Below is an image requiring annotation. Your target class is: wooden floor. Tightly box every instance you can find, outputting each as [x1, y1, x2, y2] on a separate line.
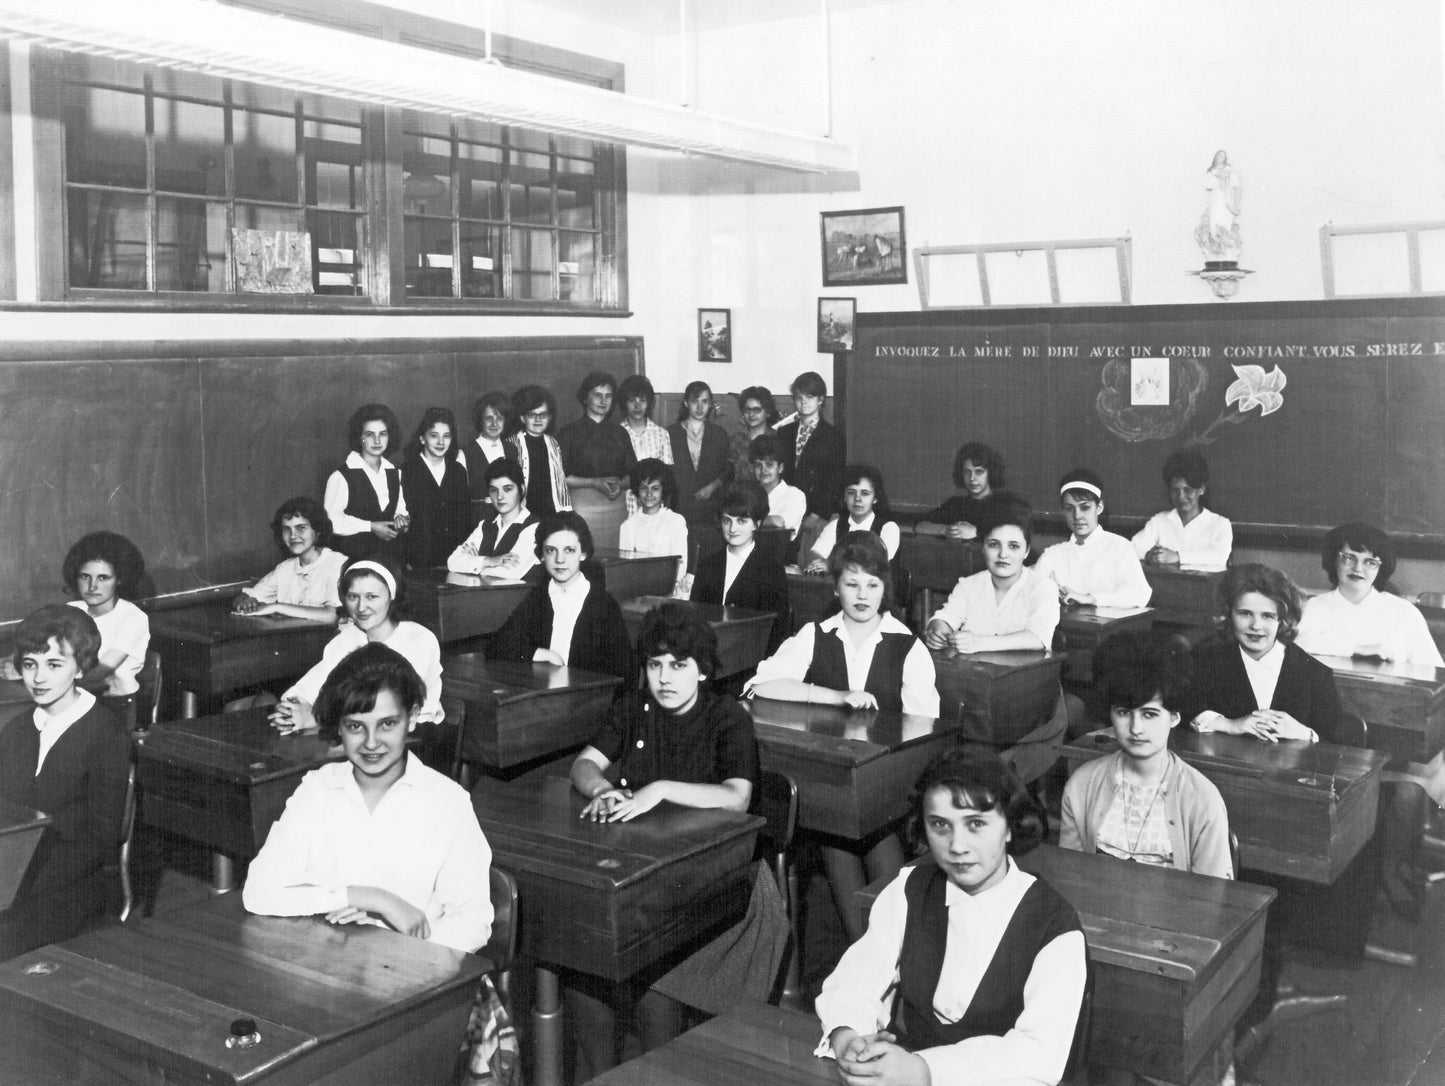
[131, 825, 1445, 1086]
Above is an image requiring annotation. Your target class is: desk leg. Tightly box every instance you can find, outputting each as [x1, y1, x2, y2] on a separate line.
[211, 853, 235, 893]
[181, 690, 198, 719]
[532, 964, 563, 1086]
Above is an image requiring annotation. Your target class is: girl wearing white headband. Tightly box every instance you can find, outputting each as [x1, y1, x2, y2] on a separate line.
[271, 555, 443, 733]
[1033, 468, 1151, 609]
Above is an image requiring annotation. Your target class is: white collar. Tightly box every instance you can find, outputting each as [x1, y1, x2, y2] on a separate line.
[548, 572, 591, 599]
[344, 450, 392, 474]
[33, 687, 97, 733]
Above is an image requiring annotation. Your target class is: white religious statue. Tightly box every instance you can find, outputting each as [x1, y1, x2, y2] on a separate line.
[1194, 150, 1243, 262]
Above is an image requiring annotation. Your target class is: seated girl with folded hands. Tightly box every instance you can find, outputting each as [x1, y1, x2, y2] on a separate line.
[924, 500, 1060, 656]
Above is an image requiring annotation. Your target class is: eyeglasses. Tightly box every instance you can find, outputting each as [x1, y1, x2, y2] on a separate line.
[741, 404, 766, 414]
[524, 410, 551, 422]
[1338, 553, 1381, 570]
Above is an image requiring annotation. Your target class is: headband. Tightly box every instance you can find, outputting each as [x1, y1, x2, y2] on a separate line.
[346, 559, 397, 597]
[1060, 480, 1102, 499]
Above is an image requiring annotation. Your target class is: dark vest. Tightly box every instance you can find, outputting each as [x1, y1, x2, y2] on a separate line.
[889, 863, 1082, 1051]
[803, 624, 914, 713]
[336, 463, 400, 559]
[477, 511, 539, 557]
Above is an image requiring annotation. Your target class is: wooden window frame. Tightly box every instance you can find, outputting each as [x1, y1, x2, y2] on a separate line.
[1319, 220, 1445, 299]
[914, 236, 1132, 308]
[22, 0, 629, 314]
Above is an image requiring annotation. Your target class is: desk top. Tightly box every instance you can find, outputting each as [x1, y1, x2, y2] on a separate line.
[745, 697, 957, 768]
[148, 599, 338, 645]
[1057, 604, 1154, 631]
[443, 655, 622, 704]
[137, 707, 346, 786]
[0, 892, 486, 1083]
[406, 568, 530, 592]
[472, 776, 763, 893]
[1312, 652, 1445, 693]
[587, 1000, 833, 1086]
[621, 595, 775, 628]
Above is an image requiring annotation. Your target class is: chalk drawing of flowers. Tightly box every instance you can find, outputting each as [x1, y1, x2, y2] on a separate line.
[1187, 364, 1287, 446]
[1224, 364, 1287, 416]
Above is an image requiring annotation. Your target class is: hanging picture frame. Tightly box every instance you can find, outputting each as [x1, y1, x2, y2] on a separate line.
[820, 206, 907, 286]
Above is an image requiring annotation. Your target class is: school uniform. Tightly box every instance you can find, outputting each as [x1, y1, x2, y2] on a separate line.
[809, 511, 900, 562]
[775, 416, 845, 521]
[0, 692, 129, 959]
[669, 421, 733, 561]
[690, 541, 789, 652]
[1130, 507, 1233, 567]
[1034, 529, 1152, 609]
[921, 491, 1019, 541]
[242, 547, 347, 610]
[1060, 750, 1234, 879]
[1296, 588, 1444, 666]
[1183, 639, 1345, 745]
[815, 860, 1086, 1085]
[284, 621, 445, 723]
[67, 598, 149, 697]
[401, 453, 471, 570]
[463, 437, 509, 504]
[242, 754, 493, 953]
[507, 433, 570, 516]
[447, 507, 540, 578]
[487, 575, 633, 683]
[324, 451, 407, 561]
[748, 613, 939, 717]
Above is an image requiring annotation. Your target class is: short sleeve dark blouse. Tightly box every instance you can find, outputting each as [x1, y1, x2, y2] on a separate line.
[590, 689, 760, 793]
[925, 490, 1018, 539]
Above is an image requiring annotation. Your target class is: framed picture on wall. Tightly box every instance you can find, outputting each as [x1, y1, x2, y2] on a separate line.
[817, 297, 856, 353]
[821, 206, 907, 287]
[698, 308, 731, 362]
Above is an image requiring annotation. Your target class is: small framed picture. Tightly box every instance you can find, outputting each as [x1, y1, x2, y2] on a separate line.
[821, 206, 907, 287]
[817, 297, 856, 353]
[698, 308, 731, 362]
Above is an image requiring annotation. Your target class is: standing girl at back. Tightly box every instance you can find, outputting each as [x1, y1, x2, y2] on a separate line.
[670, 380, 733, 568]
[401, 407, 470, 570]
[325, 403, 408, 562]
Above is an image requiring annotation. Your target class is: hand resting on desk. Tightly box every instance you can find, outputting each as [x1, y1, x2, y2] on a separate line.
[269, 696, 317, 733]
[829, 1027, 930, 1086]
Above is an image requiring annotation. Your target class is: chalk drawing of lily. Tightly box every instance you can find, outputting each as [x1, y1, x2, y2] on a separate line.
[1186, 364, 1287, 446]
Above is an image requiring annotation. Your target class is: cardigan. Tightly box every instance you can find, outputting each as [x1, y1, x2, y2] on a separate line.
[691, 544, 789, 652]
[668, 421, 734, 526]
[488, 579, 634, 684]
[1059, 751, 1234, 879]
[507, 432, 571, 515]
[401, 454, 471, 570]
[775, 416, 845, 520]
[1182, 638, 1346, 745]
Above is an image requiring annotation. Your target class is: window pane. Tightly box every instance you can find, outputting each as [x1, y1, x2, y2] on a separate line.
[233, 108, 299, 201]
[511, 227, 555, 300]
[235, 203, 302, 232]
[149, 68, 223, 103]
[64, 55, 144, 91]
[153, 97, 225, 196]
[403, 137, 453, 216]
[558, 232, 595, 302]
[66, 86, 147, 188]
[460, 224, 502, 299]
[156, 198, 224, 292]
[459, 142, 503, 220]
[405, 216, 455, 297]
[67, 189, 149, 289]
[306, 120, 363, 209]
[403, 110, 450, 139]
[557, 161, 596, 230]
[301, 94, 361, 124]
[309, 210, 363, 296]
[457, 117, 503, 145]
[510, 128, 550, 154]
[230, 81, 295, 116]
[554, 135, 593, 159]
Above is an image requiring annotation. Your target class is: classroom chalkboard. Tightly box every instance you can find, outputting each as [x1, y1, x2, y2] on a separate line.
[844, 298, 1445, 545]
[0, 336, 643, 621]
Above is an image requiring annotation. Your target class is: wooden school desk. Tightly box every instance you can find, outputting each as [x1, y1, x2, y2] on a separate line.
[858, 849, 1276, 1086]
[1311, 652, 1445, 765]
[930, 648, 1064, 740]
[471, 775, 763, 1086]
[1145, 564, 1225, 638]
[1064, 728, 1387, 884]
[896, 533, 983, 618]
[442, 654, 621, 771]
[621, 596, 776, 680]
[745, 697, 964, 840]
[587, 999, 834, 1086]
[406, 569, 531, 645]
[0, 802, 50, 911]
[149, 599, 338, 717]
[592, 547, 680, 602]
[1053, 604, 1154, 684]
[784, 568, 836, 633]
[137, 706, 357, 892]
[0, 892, 486, 1086]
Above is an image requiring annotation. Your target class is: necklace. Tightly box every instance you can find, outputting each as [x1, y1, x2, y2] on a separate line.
[1123, 757, 1170, 859]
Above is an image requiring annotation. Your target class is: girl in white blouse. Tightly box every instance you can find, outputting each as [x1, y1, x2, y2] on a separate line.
[618, 459, 689, 595]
